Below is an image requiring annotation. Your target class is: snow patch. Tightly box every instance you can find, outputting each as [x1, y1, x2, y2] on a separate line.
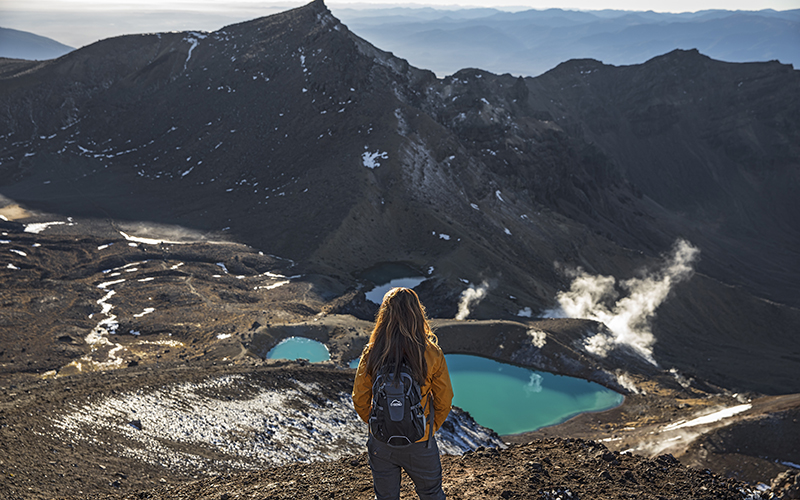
[119, 231, 187, 245]
[183, 32, 207, 71]
[60, 289, 127, 374]
[48, 375, 501, 475]
[255, 281, 289, 291]
[662, 404, 752, 431]
[25, 221, 68, 234]
[98, 279, 126, 289]
[133, 308, 155, 318]
[362, 150, 388, 169]
[49, 376, 371, 473]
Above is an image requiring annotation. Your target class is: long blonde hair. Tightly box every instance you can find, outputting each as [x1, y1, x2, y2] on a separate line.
[365, 287, 437, 385]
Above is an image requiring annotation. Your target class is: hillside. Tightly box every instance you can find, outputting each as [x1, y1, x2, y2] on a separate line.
[0, 1, 799, 498]
[1, 0, 798, 395]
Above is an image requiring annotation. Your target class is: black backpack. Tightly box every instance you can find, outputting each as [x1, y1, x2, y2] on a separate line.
[369, 364, 431, 447]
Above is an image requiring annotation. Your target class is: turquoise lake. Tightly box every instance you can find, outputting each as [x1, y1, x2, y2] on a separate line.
[445, 354, 622, 435]
[267, 336, 330, 362]
[272, 337, 622, 435]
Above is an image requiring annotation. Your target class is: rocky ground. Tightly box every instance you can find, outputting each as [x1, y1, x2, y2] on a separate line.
[81, 439, 777, 500]
[1, 209, 799, 499]
[1, 357, 793, 500]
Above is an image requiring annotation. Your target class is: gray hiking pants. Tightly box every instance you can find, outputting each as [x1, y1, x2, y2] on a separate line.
[367, 434, 446, 500]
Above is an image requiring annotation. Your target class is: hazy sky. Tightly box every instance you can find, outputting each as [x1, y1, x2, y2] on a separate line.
[2, 0, 799, 48]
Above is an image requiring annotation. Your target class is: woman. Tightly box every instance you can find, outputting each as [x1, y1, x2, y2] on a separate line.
[352, 287, 453, 500]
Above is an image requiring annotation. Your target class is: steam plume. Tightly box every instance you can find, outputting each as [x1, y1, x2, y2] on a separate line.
[545, 239, 699, 365]
[527, 329, 547, 348]
[455, 281, 490, 320]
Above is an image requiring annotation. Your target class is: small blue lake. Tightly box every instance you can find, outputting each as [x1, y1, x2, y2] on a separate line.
[267, 337, 330, 362]
[359, 262, 427, 304]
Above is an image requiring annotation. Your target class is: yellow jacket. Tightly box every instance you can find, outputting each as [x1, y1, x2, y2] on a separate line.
[352, 341, 454, 441]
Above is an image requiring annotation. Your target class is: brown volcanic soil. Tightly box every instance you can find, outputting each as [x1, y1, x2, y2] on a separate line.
[1, 212, 798, 499]
[0, 360, 781, 500]
[86, 439, 763, 500]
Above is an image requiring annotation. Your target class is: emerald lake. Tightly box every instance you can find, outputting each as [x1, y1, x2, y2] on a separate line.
[271, 337, 622, 435]
[445, 353, 622, 435]
[267, 336, 330, 362]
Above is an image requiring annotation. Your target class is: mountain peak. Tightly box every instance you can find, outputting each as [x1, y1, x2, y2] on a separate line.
[309, 0, 328, 12]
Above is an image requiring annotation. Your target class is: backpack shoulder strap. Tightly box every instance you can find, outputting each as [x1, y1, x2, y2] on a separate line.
[426, 391, 434, 447]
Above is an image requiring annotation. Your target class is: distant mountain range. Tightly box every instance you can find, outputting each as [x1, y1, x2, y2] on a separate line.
[2, 5, 797, 75]
[0, 26, 73, 60]
[332, 6, 800, 77]
[0, 0, 799, 394]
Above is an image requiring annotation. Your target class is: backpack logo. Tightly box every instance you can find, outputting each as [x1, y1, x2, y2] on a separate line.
[390, 399, 402, 407]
